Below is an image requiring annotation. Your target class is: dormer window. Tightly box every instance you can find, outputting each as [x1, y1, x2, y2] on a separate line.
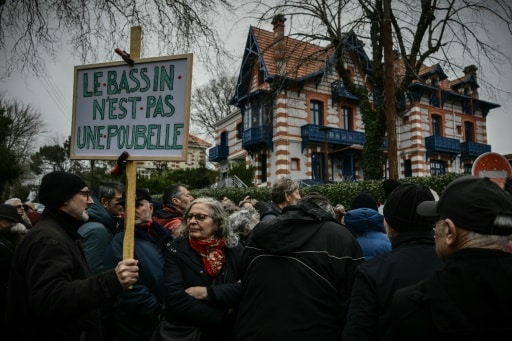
[431, 75, 440, 87]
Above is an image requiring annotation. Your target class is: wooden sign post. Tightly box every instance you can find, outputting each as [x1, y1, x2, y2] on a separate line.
[122, 26, 142, 260]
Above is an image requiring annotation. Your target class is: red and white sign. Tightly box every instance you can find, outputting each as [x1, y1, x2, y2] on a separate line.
[472, 152, 512, 188]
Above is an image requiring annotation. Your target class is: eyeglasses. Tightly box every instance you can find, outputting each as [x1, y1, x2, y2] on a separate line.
[78, 190, 91, 199]
[186, 213, 211, 222]
[15, 205, 24, 209]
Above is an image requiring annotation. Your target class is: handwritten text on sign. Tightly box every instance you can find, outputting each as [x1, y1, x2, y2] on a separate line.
[71, 54, 193, 160]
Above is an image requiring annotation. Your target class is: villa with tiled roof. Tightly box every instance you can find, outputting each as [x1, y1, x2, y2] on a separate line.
[208, 15, 500, 185]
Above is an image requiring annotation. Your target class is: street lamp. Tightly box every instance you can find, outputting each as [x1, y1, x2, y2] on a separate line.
[319, 126, 332, 183]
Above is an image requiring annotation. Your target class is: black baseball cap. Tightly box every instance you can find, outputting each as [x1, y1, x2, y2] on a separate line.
[136, 188, 152, 203]
[416, 176, 512, 236]
[0, 204, 20, 222]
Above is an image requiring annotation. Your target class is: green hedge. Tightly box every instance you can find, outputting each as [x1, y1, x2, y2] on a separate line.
[190, 173, 463, 209]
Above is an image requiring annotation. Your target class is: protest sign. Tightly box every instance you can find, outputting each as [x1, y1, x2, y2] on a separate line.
[70, 54, 193, 161]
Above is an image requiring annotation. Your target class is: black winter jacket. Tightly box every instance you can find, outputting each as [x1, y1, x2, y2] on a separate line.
[236, 204, 364, 341]
[162, 237, 244, 341]
[3, 209, 123, 341]
[343, 231, 444, 341]
[389, 248, 512, 341]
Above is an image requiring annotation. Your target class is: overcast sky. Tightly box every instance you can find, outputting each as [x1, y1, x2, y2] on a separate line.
[0, 12, 511, 155]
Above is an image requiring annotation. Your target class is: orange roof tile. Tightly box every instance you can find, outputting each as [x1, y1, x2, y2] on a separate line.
[252, 27, 332, 79]
[189, 134, 211, 147]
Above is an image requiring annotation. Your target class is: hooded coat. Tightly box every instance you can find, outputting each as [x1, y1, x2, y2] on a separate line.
[388, 248, 512, 340]
[236, 204, 363, 340]
[78, 194, 120, 274]
[344, 208, 391, 260]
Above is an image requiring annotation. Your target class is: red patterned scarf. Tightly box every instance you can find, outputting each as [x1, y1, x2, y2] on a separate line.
[189, 237, 226, 277]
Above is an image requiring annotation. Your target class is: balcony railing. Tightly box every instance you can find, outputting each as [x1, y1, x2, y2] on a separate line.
[460, 141, 491, 158]
[301, 124, 366, 151]
[208, 145, 229, 162]
[425, 135, 460, 158]
[242, 125, 273, 151]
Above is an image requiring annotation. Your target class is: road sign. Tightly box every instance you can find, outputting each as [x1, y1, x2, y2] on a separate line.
[472, 152, 512, 188]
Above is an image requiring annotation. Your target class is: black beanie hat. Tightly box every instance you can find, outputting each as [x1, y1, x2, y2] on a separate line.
[383, 183, 435, 232]
[38, 171, 88, 209]
[383, 179, 401, 198]
[351, 192, 378, 211]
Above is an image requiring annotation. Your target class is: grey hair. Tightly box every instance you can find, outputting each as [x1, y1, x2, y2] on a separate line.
[271, 176, 299, 204]
[299, 194, 336, 219]
[229, 207, 260, 237]
[94, 181, 125, 200]
[178, 197, 239, 247]
[465, 230, 512, 252]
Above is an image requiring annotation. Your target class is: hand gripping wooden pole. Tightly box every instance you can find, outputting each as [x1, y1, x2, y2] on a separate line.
[122, 26, 142, 262]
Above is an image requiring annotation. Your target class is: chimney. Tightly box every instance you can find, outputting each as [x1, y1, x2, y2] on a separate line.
[463, 64, 478, 77]
[463, 64, 478, 98]
[272, 14, 286, 69]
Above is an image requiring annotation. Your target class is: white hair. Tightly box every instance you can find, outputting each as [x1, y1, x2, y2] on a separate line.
[5, 198, 22, 205]
[465, 230, 512, 252]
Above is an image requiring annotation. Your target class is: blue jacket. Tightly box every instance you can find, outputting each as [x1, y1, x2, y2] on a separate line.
[344, 208, 391, 260]
[104, 220, 171, 341]
[78, 194, 120, 274]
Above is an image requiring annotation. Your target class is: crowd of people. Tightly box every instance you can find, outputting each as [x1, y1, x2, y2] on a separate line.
[1, 171, 511, 340]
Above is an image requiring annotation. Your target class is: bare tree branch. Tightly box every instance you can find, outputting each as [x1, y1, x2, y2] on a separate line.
[191, 74, 238, 140]
[0, 0, 234, 77]
[0, 98, 47, 164]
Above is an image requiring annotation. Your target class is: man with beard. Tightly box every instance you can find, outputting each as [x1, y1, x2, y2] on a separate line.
[4, 171, 139, 341]
[105, 189, 171, 340]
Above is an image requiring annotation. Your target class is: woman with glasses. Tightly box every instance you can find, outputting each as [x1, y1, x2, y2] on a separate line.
[156, 197, 243, 341]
